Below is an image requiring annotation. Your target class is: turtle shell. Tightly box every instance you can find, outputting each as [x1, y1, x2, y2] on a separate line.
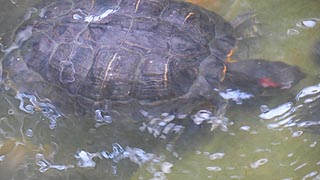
[2, 0, 235, 114]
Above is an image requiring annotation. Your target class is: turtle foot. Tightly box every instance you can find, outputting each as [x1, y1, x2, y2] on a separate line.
[191, 109, 230, 131]
[139, 111, 185, 140]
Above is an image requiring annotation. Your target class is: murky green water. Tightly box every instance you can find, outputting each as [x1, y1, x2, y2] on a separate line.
[0, 0, 320, 180]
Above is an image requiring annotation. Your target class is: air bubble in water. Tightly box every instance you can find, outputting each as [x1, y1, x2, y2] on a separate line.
[309, 141, 317, 148]
[230, 175, 244, 179]
[73, 13, 83, 20]
[0, 155, 5, 161]
[260, 105, 269, 113]
[25, 129, 33, 137]
[287, 29, 300, 35]
[152, 172, 166, 180]
[206, 166, 222, 171]
[250, 158, 268, 168]
[7, 109, 14, 115]
[240, 126, 251, 131]
[297, 19, 317, 28]
[177, 114, 187, 119]
[291, 131, 303, 137]
[161, 162, 173, 174]
[111, 165, 117, 175]
[161, 112, 169, 117]
[208, 152, 225, 160]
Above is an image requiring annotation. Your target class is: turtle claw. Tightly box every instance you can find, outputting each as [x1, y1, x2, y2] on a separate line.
[93, 100, 112, 127]
[139, 112, 185, 140]
[94, 109, 112, 128]
[209, 116, 229, 132]
[191, 109, 229, 131]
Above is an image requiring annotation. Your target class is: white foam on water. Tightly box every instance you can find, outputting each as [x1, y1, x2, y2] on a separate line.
[219, 89, 254, 104]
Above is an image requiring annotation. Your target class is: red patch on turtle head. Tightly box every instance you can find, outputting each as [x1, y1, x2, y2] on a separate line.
[259, 77, 281, 88]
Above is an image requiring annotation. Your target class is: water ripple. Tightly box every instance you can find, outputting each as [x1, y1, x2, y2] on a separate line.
[258, 83, 320, 131]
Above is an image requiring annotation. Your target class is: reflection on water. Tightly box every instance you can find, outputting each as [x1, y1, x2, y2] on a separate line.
[0, 0, 320, 180]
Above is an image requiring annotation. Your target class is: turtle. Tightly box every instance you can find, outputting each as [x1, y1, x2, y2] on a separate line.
[1, 0, 304, 129]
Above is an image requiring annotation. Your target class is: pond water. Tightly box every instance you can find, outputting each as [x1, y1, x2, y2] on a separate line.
[0, 0, 320, 180]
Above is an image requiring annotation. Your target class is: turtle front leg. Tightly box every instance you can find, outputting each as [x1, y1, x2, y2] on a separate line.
[193, 69, 230, 131]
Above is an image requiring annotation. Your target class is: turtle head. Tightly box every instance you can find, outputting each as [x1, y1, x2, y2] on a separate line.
[224, 59, 305, 94]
